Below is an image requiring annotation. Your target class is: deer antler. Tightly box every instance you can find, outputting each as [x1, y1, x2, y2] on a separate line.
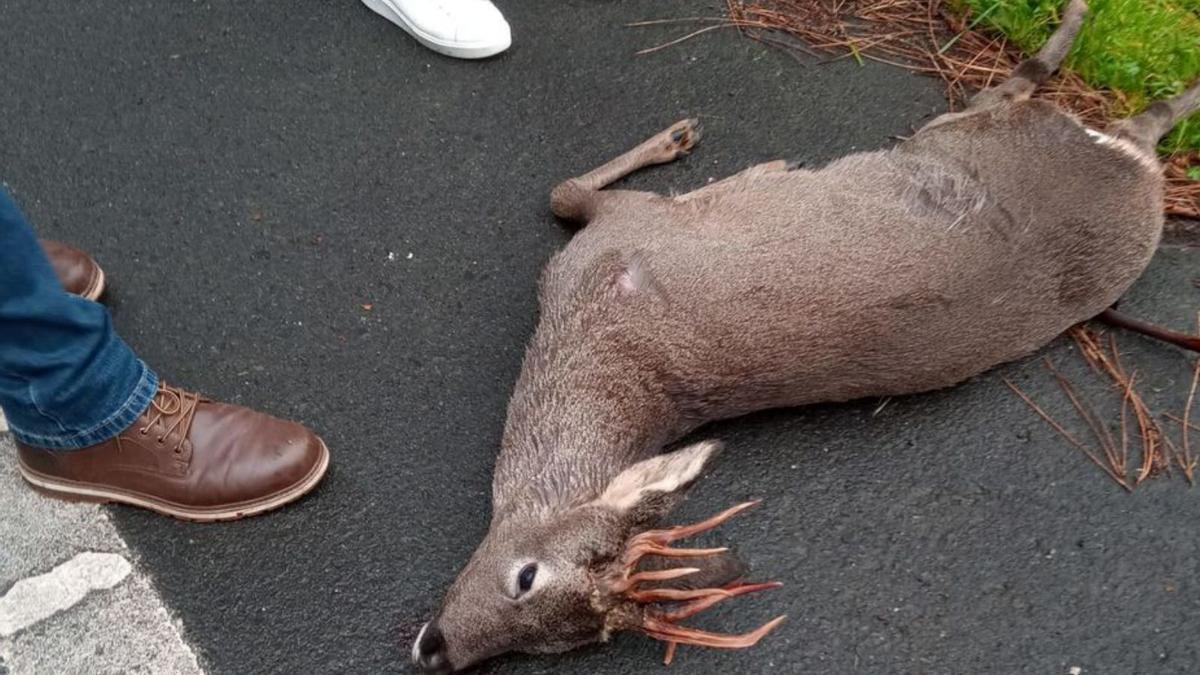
[610, 501, 786, 665]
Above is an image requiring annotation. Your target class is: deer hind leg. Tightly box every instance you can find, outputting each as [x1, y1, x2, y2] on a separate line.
[967, 0, 1088, 110]
[1104, 80, 1200, 154]
[550, 118, 701, 224]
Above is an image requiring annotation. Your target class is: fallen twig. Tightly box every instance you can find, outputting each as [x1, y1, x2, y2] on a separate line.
[636, 25, 734, 55]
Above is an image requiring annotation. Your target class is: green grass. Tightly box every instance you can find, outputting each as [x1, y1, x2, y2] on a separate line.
[952, 0, 1200, 154]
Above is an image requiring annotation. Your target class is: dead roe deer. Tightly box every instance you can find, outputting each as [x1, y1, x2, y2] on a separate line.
[412, 1, 1200, 670]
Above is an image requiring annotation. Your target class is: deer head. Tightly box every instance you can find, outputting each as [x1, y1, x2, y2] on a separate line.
[411, 441, 784, 672]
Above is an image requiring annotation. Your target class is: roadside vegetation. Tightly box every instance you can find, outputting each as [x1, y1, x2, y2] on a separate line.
[714, 0, 1200, 213]
[955, 0, 1200, 156]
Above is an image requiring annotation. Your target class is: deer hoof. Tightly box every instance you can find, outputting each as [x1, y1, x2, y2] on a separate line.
[663, 118, 702, 159]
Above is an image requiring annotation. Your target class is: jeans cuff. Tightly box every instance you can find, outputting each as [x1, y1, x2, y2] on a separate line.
[9, 363, 158, 450]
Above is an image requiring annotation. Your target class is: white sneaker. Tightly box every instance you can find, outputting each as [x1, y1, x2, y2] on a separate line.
[362, 0, 512, 60]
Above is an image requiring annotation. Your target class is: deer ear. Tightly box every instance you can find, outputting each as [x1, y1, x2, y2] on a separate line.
[595, 441, 721, 527]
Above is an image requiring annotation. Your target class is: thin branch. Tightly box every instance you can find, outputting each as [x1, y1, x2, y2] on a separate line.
[636, 25, 730, 55]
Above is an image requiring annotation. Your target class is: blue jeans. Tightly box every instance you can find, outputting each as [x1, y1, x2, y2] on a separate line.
[0, 187, 158, 449]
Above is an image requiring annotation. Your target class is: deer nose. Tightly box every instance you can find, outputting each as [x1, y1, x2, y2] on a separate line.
[412, 622, 451, 673]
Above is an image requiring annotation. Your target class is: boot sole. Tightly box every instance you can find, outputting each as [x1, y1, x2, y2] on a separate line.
[81, 265, 106, 302]
[17, 439, 330, 522]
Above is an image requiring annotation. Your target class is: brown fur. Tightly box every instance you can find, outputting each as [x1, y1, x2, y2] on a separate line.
[414, 2, 1200, 671]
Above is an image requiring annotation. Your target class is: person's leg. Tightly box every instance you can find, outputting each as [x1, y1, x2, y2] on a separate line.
[2, 187, 330, 521]
[0, 187, 158, 449]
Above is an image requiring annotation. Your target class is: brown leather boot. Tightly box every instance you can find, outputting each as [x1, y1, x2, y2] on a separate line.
[41, 239, 106, 301]
[15, 383, 330, 522]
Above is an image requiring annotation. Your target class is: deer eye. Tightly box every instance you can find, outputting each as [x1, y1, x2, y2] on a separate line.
[517, 563, 538, 594]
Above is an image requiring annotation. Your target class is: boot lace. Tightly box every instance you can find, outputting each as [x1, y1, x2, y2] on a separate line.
[137, 384, 200, 454]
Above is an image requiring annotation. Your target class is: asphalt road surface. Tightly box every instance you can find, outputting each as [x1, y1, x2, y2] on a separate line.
[2, 1, 1198, 673]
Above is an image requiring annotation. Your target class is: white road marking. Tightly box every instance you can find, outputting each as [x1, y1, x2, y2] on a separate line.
[0, 438, 204, 673]
[0, 552, 131, 637]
